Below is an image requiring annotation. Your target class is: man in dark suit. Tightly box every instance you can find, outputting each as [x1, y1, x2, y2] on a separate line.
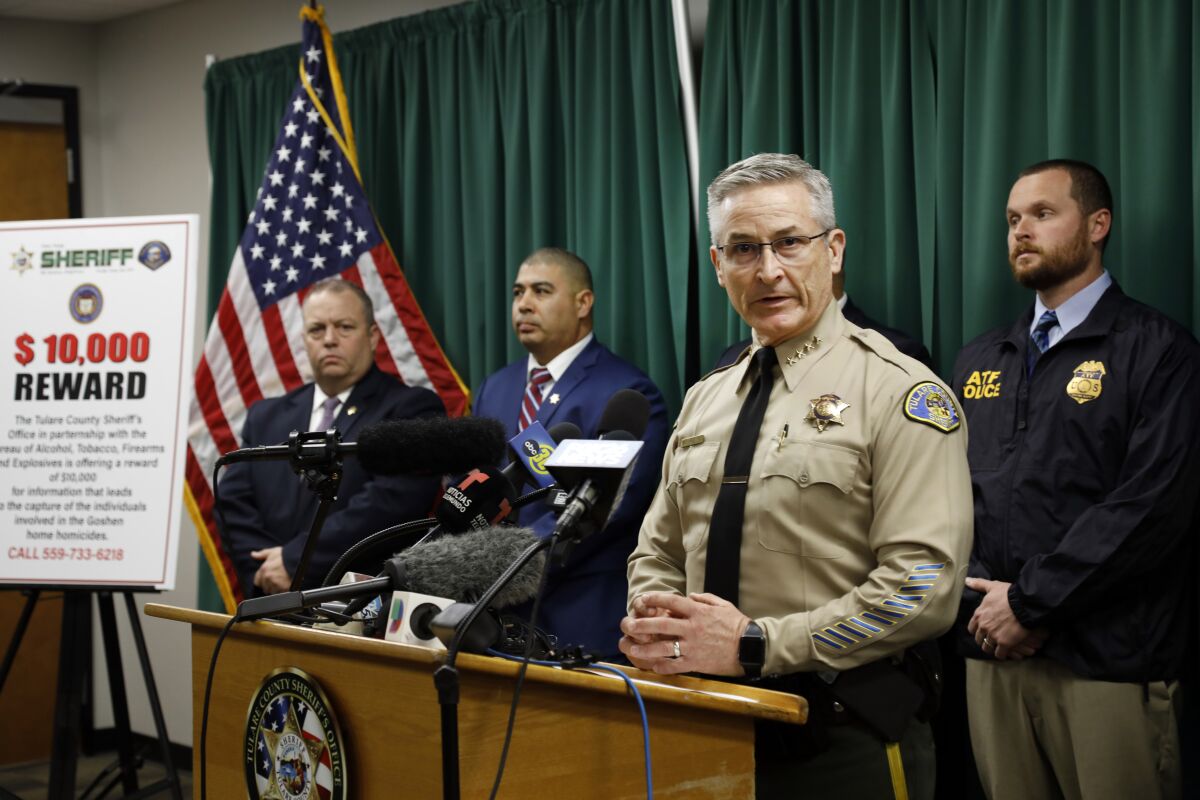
[473, 247, 669, 656]
[220, 278, 444, 596]
[714, 263, 934, 370]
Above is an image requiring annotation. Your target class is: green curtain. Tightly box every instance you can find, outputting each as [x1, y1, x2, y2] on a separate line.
[204, 0, 691, 406]
[199, 0, 692, 611]
[699, 0, 1200, 375]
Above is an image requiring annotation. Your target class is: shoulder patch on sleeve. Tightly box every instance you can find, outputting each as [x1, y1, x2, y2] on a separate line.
[903, 382, 961, 433]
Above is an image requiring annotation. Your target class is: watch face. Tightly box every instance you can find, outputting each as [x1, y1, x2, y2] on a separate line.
[740, 624, 765, 664]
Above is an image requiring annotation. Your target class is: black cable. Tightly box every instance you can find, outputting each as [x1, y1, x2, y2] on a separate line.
[319, 516, 436, 587]
[486, 534, 557, 800]
[199, 614, 238, 800]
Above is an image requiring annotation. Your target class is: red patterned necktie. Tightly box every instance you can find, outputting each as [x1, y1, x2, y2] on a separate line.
[518, 367, 552, 431]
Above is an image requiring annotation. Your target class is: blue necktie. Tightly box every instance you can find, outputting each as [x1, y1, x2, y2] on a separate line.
[1026, 310, 1058, 376]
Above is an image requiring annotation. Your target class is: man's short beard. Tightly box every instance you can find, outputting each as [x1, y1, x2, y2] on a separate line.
[1009, 224, 1093, 292]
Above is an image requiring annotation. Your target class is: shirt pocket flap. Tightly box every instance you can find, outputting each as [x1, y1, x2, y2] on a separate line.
[672, 441, 721, 486]
[762, 441, 860, 493]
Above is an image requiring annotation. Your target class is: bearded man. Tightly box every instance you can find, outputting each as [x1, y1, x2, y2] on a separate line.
[951, 159, 1200, 800]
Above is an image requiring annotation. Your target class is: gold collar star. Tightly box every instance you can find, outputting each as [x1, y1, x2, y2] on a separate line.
[806, 393, 849, 432]
[785, 334, 823, 366]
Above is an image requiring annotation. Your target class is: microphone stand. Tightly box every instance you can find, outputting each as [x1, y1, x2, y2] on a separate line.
[234, 574, 392, 622]
[215, 429, 347, 592]
[435, 535, 555, 800]
[435, 496, 595, 800]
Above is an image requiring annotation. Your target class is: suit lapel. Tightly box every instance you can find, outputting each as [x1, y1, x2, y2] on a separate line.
[538, 340, 601, 427]
[333, 368, 383, 439]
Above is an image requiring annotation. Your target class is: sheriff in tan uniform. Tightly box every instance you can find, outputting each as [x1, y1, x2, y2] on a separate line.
[620, 154, 972, 799]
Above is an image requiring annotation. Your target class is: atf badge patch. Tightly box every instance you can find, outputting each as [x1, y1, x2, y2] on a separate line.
[903, 382, 960, 433]
[69, 284, 103, 323]
[1066, 360, 1105, 404]
[245, 667, 347, 800]
[137, 240, 171, 270]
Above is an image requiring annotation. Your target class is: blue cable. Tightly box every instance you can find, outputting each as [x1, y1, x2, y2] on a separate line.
[486, 649, 654, 799]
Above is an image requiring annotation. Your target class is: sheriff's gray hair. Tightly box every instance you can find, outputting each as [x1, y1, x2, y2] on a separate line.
[706, 153, 836, 244]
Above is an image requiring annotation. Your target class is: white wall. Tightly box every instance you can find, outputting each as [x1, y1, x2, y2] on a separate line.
[0, 0, 464, 749]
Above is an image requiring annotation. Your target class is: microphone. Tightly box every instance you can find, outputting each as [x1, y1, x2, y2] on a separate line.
[597, 388, 651, 439]
[327, 465, 517, 606]
[434, 465, 517, 533]
[236, 524, 544, 622]
[383, 525, 543, 608]
[548, 390, 651, 541]
[217, 415, 508, 477]
[356, 415, 507, 475]
[501, 421, 583, 491]
[217, 429, 355, 468]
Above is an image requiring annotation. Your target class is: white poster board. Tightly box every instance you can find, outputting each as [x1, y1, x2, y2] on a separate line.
[0, 215, 197, 589]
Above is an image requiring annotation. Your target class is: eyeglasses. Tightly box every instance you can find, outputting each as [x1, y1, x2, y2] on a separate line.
[716, 230, 831, 267]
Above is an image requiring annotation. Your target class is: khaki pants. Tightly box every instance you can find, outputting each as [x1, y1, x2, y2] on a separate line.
[966, 658, 1180, 800]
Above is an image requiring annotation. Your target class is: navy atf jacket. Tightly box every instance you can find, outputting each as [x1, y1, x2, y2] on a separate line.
[952, 282, 1200, 682]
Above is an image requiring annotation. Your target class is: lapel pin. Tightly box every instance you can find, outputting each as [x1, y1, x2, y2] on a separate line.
[549, 393, 560, 405]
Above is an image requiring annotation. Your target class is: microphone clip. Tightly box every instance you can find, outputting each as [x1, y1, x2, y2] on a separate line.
[287, 429, 347, 483]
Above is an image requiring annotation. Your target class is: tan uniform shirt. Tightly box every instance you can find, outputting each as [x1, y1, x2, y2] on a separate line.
[628, 301, 973, 676]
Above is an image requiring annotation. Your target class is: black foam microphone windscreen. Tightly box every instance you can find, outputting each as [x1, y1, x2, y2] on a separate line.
[384, 525, 543, 609]
[356, 416, 507, 475]
[596, 388, 651, 440]
[547, 421, 583, 444]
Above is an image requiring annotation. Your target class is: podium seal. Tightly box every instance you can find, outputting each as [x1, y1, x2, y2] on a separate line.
[244, 666, 347, 800]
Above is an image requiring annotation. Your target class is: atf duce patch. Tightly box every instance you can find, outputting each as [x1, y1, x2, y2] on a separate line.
[244, 667, 347, 800]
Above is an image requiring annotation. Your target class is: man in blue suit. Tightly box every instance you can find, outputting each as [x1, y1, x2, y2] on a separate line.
[473, 247, 669, 656]
[220, 279, 444, 596]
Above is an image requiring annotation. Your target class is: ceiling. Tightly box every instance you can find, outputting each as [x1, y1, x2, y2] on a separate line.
[0, 0, 182, 23]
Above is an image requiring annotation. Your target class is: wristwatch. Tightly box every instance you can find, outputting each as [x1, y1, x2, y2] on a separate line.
[739, 620, 766, 679]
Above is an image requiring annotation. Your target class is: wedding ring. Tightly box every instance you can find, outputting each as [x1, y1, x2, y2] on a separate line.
[982, 637, 994, 649]
[672, 640, 681, 659]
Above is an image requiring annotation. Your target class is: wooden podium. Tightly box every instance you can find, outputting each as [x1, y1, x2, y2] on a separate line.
[146, 604, 806, 798]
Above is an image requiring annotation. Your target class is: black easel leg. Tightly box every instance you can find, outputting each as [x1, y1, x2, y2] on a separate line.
[98, 592, 139, 794]
[0, 588, 39, 695]
[123, 593, 183, 800]
[48, 591, 89, 800]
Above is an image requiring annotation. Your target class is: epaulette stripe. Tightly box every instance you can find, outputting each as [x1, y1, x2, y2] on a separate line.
[913, 564, 944, 571]
[813, 633, 843, 650]
[900, 584, 934, 591]
[824, 628, 856, 645]
[883, 599, 916, 610]
[874, 607, 908, 619]
[851, 616, 883, 633]
[862, 612, 895, 626]
[836, 623, 869, 640]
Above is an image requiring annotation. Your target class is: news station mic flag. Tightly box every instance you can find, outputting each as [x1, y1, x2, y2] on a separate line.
[186, 5, 469, 612]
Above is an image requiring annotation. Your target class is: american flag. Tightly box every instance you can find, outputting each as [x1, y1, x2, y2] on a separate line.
[186, 5, 469, 611]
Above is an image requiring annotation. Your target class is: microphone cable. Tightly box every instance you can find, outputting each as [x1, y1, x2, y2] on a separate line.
[484, 540, 554, 800]
[319, 516, 437, 587]
[484, 648, 654, 800]
[198, 613, 238, 800]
